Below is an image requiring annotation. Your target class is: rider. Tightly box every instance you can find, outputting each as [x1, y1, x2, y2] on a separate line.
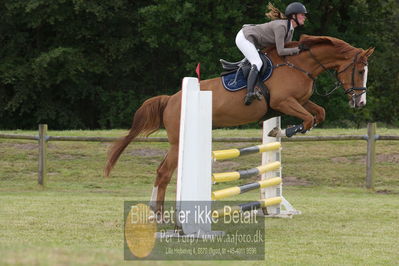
[236, 2, 308, 105]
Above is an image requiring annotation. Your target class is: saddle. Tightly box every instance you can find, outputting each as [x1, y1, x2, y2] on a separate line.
[219, 52, 273, 103]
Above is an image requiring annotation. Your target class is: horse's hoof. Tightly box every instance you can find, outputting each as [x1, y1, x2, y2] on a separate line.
[267, 127, 280, 137]
[149, 201, 157, 212]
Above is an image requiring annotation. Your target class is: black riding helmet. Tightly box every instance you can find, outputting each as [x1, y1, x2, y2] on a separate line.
[285, 2, 308, 17]
[285, 2, 308, 29]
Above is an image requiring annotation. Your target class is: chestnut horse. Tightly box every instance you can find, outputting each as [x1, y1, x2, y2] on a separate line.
[105, 35, 374, 213]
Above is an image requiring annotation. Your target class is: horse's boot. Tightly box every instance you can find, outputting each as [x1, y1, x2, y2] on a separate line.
[285, 124, 306, 137]
[244, 65, 260, 105]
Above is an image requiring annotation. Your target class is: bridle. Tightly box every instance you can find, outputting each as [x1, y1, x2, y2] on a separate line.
[273, 49, 367, 100]
[333, 52, 367, 98]
[308, 50, 367, 100]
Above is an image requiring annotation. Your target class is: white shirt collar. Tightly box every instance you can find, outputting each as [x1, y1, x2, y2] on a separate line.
[290, 21, 294, 31]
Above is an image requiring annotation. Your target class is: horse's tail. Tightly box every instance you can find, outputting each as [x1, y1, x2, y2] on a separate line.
[104, 95, 170, 177]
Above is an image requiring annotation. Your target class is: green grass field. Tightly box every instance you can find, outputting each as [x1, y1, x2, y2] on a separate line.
[1, 127, 399, 265]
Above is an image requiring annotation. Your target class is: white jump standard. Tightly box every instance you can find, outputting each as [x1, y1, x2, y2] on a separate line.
[159, 77, 300, 238]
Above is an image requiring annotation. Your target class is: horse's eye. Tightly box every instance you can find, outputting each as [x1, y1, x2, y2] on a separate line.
[359, 70, 364, 75]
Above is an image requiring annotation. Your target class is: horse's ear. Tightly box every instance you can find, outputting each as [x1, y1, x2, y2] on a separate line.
[363, 47, 375, 57]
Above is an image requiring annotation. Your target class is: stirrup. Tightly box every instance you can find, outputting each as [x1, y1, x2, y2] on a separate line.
[254, 90, 263, 100]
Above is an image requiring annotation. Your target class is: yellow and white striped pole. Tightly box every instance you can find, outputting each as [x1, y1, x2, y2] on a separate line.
[212, 197, 282, 218]
[212, 142, 281, 161]
[212, 177, 282, 200]
[212, 161, 281, 183]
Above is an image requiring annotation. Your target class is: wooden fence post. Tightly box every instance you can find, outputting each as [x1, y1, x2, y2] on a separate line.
[38, 124, 48, 185]
[366, 122, 376, 189]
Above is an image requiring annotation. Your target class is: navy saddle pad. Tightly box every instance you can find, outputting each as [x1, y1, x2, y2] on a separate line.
[221, 56, 273, 91]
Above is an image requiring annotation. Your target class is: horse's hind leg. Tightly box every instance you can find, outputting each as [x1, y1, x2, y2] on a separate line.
[149, 144, 178, 215]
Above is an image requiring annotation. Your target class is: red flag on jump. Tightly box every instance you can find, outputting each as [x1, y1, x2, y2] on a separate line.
[195, 63, 201, 82]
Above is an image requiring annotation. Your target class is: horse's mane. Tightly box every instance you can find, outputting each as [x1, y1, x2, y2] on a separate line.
[264, 35, 359, 58]
[299, 35, 358, 56]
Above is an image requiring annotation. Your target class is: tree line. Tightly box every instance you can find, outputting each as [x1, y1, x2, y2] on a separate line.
[0, 0, 398, 129]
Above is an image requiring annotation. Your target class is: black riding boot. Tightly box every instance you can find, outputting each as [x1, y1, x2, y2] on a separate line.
[244, 65, 259, 105]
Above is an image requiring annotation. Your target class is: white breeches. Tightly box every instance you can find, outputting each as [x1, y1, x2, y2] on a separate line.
[235, 29, 263, 70]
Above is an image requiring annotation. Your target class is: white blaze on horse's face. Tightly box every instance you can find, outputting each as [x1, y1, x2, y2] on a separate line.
[348, 65, 368, 109]
[360, 65, 368, 106]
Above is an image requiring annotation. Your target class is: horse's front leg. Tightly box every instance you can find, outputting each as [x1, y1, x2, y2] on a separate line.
[268, 97, 315, 137]
[303, 100, 326, 126]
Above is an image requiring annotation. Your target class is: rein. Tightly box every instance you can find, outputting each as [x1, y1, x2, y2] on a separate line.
[307, 49, 342, 96]
[273, 61, 315, 81]
[272, 49, 366, 98]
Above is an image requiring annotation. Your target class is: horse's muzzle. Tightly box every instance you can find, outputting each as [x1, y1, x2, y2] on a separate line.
[347, 87, 367, 108]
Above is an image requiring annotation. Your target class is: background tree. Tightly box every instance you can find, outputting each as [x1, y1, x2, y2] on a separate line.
[0, 0, 397, 129]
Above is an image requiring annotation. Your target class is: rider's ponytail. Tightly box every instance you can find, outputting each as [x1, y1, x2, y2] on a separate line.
[265, 2, 286, 20]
